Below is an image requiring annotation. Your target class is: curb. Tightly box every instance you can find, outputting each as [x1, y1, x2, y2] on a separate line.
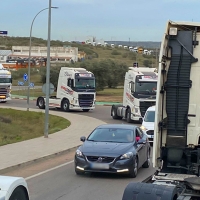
[0, 146, 80, 174]
[11, 95, 121, 106]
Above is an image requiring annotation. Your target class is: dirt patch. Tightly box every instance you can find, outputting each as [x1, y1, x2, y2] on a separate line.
[96, 95, 122, 103]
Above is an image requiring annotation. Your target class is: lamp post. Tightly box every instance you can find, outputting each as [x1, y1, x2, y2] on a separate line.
[27, 6, 58, 111]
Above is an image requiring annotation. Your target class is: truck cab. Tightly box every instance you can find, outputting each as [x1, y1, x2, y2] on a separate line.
[36, 67, 96, 112]
[111, 67, 158, 123]
[122, 20, 200, 200]
[0, 64, 12, 103]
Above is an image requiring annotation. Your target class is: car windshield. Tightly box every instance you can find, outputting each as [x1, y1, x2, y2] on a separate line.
[87, 128, 134, 143]
[135, 82, 157, 93]
[75, 78, 95, 89]
[144, 111, 155, 122]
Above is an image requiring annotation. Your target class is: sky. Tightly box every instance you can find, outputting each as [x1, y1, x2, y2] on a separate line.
[1, 0, 200, 42]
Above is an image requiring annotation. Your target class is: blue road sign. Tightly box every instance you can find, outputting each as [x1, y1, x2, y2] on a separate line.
[0, 31, 8, 36]
[29, 82, 34, 88]
[18, 81, 24, 86]
[23, 73, 28, 82]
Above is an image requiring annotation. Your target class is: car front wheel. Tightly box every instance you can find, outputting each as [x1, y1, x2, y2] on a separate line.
[129, 157, 138, 178]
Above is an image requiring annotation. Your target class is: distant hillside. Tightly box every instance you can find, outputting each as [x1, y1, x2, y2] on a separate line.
[105, 41, 161, 49]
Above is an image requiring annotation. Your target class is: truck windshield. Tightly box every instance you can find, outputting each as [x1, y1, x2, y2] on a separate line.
[75, 78, 95, 89]
[0, 78, 12, 83]
[135, 82, 157, 94]
[144, 111, 155, 122]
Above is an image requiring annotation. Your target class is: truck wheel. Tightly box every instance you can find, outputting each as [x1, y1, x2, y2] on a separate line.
[122, 182, 177, 200]
[142, 149, 150, 168]
[9, 186, 28, 200]
[61, 99, 70, 112]
[126, 108, 132, 123]
[38, 97, 45, 109]
[111, 106, 122, 119]
[82, 109, 89, 112]
[129, 157, 138, 178]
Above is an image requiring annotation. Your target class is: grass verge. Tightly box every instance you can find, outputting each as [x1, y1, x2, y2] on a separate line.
[12, 88, 123, 102]
[0, 108, 71, 146]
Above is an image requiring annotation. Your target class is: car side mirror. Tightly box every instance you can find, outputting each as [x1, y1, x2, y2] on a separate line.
[80, 136, 86, 142]
[139, 118, 143, 123]
[137, 139, 146, 144]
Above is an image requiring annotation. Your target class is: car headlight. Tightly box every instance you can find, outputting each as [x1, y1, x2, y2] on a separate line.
[120, 152, 133, 159]
[140, 125, 147, 131]
[76, 149, 83, 157]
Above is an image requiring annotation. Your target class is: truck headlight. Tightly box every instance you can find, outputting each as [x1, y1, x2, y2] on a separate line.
[120, 152, 133, 159]
[76, 149, 83, 157]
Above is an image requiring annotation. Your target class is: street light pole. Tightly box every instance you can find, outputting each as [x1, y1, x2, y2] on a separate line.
[44, 0, 52, 138]
[27, 6, 58, 111]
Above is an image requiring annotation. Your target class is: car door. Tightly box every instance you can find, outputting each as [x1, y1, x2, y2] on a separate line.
[135, 128, 146, 167]
[138, 127, 149, 164]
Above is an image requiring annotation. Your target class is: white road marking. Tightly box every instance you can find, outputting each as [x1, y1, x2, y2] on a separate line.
[25, 160, 74, 180]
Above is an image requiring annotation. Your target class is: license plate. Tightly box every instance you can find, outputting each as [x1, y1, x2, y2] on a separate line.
[90, 163, 109, 169]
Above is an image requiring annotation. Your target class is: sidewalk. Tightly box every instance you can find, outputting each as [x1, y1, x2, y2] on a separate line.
[0, 106, 107, 173]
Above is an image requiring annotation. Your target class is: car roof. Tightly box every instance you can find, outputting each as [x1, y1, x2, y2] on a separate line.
[96, 124, 137, 130]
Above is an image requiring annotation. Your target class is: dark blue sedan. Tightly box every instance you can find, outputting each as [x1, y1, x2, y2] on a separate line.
[74, 124, 150, 178]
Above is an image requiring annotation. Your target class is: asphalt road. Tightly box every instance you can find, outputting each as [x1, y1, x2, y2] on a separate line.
[1, 99, 154, 200]
[0, 99, 141, 124]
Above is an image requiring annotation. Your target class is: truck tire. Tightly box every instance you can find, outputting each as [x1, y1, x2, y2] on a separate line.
[61, 99, 70, 112]
[82, 109, 89, 112]
[122, 182, 177, 200]
[37, 97, 45, 109]
[9, 186, 29, 200]
[111, 106, 122, 119]
[142, 149, 150, 168]
[126, 108, 132, 123]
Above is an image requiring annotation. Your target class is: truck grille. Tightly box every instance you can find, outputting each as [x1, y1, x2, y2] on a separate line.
[0, 88, 8, 98]
[78, 94, 94, 107]
[139, 101, 156, 117]
[87, 156, 115, 163]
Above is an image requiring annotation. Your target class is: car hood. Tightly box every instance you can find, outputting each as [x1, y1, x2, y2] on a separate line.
[142, 122, 154, 130]
[81, 141, 133, 157]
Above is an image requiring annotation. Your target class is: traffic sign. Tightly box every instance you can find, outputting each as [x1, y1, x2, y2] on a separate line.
[18, 81, 24, 86]
[0, 31, 8, 36]
[23, 73, 28, 82]
[42, 83, 55, 95]
[29, 82, 34, 88]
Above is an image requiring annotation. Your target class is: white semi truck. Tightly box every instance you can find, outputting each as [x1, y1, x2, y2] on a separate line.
[111, 67, 158, 123]
[0, 176, 29, 200]
[0, 64, 12, 103]
[122, 20, 200, 200]
[36, 67, 96, 112]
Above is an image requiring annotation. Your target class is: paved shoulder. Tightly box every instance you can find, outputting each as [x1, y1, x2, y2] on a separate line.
[0, 106, 106, 173]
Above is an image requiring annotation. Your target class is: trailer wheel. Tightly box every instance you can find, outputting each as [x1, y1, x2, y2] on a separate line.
[122, 182, 177, 200]
[38, 97, 45, 109]
[142, 149, 150, 168]
[61, 99, 70, 112]
[9, 186, 29, 200]
[126, 108, 132, 123]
